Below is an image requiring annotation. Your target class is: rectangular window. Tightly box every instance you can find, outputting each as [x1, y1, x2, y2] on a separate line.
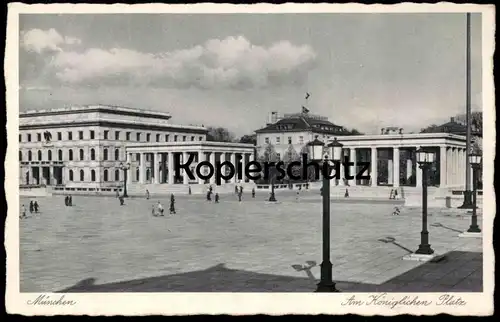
[68, 132, 73, 140]
[276, 153, 281, 160]
[37, 133, 41, 141]
[276, 137, 280, 144]
[265, 137, 269, 144]
[104, 130, 109, 140]
[174, 135, 178, 142]
[165, 134, 169, 142]
[299, 136, 304, 144]
[191, 136, 195, 141]
[199, 136, 203, 141]
[27, 134, 31, 142]
[126, 132, 131, 141]
[79, 131, 83, 140]
[183, 136, 186, 141]
[146, 133, 151, 142]
[57, 132, 62, 140]
[288, 137, 292, 144]
[115, 131, 120, 140]
[136, 133, 141, 141]
[136, 153, 140, 161]
[156, 134, 160, 142]
[90, 130, 95, 139]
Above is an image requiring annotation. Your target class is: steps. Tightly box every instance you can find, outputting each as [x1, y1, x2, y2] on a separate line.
[127, 182, 257, 197]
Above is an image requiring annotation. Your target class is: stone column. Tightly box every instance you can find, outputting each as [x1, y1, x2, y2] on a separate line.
[209, 152, 216, 184]
[127, 153, 132, 184]
[439, 146, 447, 188]
[154, 153, 160, 184]
[139, 153, 146, 184]
[446, 148, 451, 186]
[167, 152, 174, 184]
[230, 153, 237, 183]
[241, 153, 247, 183]
[198, 151, 205, 185]
[452, 148, 457, 186]
[388, 156, 394, 185]
[393, 147, 400, 188]
[337, 151, 345, 186]
[406, 158, 413, 182]
[183, 152, 189, 184]
[49, 166, 54, 186]
[370, 147, 378, 187]
[349, 148, 357, 186]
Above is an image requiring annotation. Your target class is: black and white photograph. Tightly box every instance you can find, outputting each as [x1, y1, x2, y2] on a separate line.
[4, 2, 495, 316]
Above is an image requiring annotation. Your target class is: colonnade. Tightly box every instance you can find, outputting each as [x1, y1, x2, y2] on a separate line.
[127, 150, 255, 185]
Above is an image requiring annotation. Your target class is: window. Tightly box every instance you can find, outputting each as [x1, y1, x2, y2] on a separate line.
[276, 153, 281, 160]
[115, 170, 120, 181]
[38, 150, 42, 161]
[19, 151, 22, 161]
[69, 170, 74, 181]
[27, 134, 31, 142]
[136, 133, 141, 141]
[126, 132, 131, 140]
[299, 136, 304, 144]
[156, 134, 160, 142]
[115, 131, 120, 140]
[80, 169, 84, 181]
[91, 170, 96, 182]
[136, 153, 140, 162]
[48, 150, 52, 161]
[104, 130, 109, 140]
[68, 132, 73, 140]
[104, 169, 108, 182]
[174, 135, 178, 142]
[58, 149, 63, 161]
[191, 136, 195, 141]
[19, 134, 21, 142]
[57, 132, 62, 140]
[199, 136, 203, 141]
[79, 149, 84, 161]
[90, 148, 95, 160]
[288, 137, 292, 144]
[37, 133, 41, 141]
[69, 149, 74, 161]
[28, 151, 32, 161]
[276, 137, 280, 144]
[146, 133, 151, 142]
[90, 131, 95, 139]
[115, 149, 119, 160]
[165, 134, 169, 142]
[183, 136, 186, 141]
[79, 131, 83, 140]
[265, 137, 269, 144]
[103, 148, 108, 161]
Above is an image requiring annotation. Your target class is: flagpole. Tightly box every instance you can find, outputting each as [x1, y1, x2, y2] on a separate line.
[459, 12, 474, 209]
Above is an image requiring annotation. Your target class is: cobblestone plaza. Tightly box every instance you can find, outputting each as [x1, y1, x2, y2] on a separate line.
[20, 191, 482, 292]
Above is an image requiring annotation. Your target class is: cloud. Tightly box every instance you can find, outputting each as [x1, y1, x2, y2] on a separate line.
[21, 28, 81, 53]
[24, 30, 317, 90]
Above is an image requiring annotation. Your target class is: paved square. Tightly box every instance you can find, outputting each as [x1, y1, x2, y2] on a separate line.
[19, 190, 482, 292]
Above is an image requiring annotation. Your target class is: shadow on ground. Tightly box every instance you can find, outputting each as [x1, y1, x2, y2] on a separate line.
[59, 251, 482, 293]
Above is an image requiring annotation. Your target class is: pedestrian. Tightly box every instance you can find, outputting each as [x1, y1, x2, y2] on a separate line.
[206, 190, 212, 201]
[64, 195, 68, 207]
[169, 195, 176, 214]
[188, 185, 192, 195]
[33, 200, 39, 213]
[20, 204, 27, 219]
[69, 195, 73, 206]
[251, 188, 255, 198]
[296, 191, 300, 201]
[119, 196, 125, 206]
[158, 201, 165, 216]
[215, 193, 219, 203]
[238, 192, 242, 202]
[146, 189, 150, 200]
[29, 201, 34, 213]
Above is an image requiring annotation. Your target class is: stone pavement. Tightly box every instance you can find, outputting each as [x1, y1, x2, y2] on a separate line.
[19, 191, 483, 292]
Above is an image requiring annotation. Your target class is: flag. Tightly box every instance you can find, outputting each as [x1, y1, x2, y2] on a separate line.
[302, 106, 310, 114]
[305, 92, 310, 100]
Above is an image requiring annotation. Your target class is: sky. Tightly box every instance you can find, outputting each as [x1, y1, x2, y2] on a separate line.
[19, 13, 483, 136]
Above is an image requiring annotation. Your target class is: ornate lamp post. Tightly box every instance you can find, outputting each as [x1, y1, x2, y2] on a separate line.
[308, 135, 343, 292]
[119, 162, 131, 198]
[467, 153, 482, 233]
[415, 148, 435, 255]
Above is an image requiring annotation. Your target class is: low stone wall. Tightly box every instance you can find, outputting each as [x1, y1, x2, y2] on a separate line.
[19, 187, 53, 197]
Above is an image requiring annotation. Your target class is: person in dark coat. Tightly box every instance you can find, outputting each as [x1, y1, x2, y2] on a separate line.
[251, 188, 255, 198]
[169, 194, 176, 214]
[119, 196, 125, 206]
[206, 190, 212, 201]
[69, 195, 73, 206]
[237, 191, 242, 202]
[64, 195, 69, 206]
[29, 201, 34, 213]
[215, 193, 219, 203]
[33, 200, 39, 213]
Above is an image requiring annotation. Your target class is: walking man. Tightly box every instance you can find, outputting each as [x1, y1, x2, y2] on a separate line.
[20, 204, 27, 219]
[169, 195, 176, 214]
[29, 201, 34, 214]
[251, 188, 255, 198]
[146, 189, 150, 200]
[33, 200, 39, 213]
[215, 193, 219, 203]
[158, 201, 165, 216]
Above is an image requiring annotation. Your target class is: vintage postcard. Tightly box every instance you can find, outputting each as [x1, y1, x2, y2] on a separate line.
[4, 2, 495, 316]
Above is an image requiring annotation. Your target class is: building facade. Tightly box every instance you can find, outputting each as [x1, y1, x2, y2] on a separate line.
[19, 105, 208, 192]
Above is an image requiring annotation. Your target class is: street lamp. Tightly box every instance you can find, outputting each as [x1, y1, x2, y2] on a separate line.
[415, 147, 435, 255]
[307, 135, 342, 292]
[467, 153, 482, 233]
[119, 162, 131, 198]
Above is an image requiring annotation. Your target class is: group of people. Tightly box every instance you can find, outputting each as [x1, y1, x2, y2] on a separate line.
[20, 200, 40, 218]
[151, 194, 176, 216]
[64, 195, 73, 207]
